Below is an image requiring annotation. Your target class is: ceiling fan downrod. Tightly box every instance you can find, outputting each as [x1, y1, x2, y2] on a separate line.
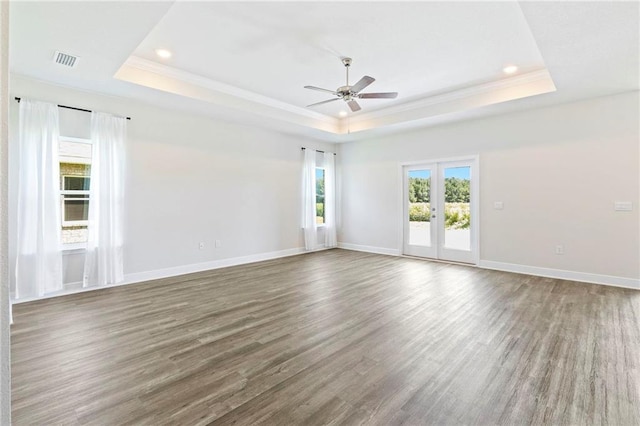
[339, 57, 353, 100]
[342, 57, 352, 87]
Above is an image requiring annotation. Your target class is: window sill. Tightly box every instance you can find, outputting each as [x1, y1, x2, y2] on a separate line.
[62, 243, 87, 254]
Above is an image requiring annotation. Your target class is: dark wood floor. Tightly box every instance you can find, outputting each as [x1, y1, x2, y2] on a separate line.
[11, 249, 640, 425]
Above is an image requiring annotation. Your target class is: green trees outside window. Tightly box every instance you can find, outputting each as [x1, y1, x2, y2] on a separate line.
[408, 177, 470, 229]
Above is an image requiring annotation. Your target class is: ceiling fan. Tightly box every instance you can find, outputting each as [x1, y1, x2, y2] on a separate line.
[304, 57, 398, 112]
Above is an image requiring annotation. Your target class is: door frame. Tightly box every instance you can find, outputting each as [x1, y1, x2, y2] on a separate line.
[398, 155, 480, 265]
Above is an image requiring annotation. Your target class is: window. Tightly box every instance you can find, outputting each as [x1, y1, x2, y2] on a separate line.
[59, 137, 92, 245]
[61, 174, 90, 225]
[316, 167, 325, 225]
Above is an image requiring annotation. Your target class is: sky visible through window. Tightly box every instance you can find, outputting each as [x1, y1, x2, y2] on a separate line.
[409, 167, 470, 180]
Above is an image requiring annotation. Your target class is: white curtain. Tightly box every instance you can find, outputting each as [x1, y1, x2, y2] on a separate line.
[15, 99, 63, 299]
[324, 152, 337, 248]
[302, 148, 317, 250]
[83, 112, 126, 287]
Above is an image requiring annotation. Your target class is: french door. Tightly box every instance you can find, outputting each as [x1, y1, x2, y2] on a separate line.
[402, 158, 477, 264]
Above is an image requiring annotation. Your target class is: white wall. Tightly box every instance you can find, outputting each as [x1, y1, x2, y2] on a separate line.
[339, 92, 640, 284]
[7, 77, 639, 297]
[9, 75, 334, 293]
[0, 1, 11, 423]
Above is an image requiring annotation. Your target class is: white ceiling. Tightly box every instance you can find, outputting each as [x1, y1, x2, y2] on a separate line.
[132, 2, 545, 113]
[9, 1, 639, 142]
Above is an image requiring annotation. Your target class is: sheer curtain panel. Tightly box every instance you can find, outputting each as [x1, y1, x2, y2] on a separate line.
[15, 99, 63, 299]
[302, 149, 317, 250]
[83, 112, 126, 287]
[323, 152, 337, 248]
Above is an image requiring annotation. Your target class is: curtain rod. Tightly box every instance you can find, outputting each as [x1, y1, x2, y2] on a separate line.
[301, 147, 336, 156]
[14, 97, 131, 120]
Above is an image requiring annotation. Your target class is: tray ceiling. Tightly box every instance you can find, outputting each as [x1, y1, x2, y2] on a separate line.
[9, 1, 639, 141]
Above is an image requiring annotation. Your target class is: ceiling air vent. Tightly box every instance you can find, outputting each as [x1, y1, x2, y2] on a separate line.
[53, 51, 79, 68]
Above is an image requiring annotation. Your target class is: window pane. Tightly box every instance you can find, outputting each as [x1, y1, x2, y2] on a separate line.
[59, 146, 91, 245]
[63, 175, 90, 191]
[316, 168, 325, 224]
[444, 166, 471, 251]
[63, 196, 89, 222]
[408, 170, 431, 246]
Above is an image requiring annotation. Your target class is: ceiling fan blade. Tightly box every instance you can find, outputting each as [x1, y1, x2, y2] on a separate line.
[304, 85, 337, 94]
[358, 92, 398, 99]
[350, 76, 375, 93]
[347, 100, 361, 112]
[307, 98, 340, 107]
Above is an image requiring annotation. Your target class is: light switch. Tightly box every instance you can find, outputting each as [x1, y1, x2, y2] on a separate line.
[494, 201, 504, 210]
[614, 201, 633, 211]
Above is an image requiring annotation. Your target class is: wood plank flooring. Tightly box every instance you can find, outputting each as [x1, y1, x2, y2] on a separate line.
[11, 249, 640, 425]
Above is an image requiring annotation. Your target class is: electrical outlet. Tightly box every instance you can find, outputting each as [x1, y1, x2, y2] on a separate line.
[555, 245, 564, 255]
[199, 242, 205, 250]
[215, 240, 222, 248]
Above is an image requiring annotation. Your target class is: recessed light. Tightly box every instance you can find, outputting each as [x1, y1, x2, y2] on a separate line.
[503, 65, 518, 74]
[155, 48, 172, 59]
[339, 111, 348, 117]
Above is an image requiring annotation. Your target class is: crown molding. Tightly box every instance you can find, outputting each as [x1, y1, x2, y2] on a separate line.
[339, 68, 556, 134]
[115, 56, 339, 132]
[351, 69, 553, 123]
[116, 56, 556, 136]
[124, 56, 334, 123]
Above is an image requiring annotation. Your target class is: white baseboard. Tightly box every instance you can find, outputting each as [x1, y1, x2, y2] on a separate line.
[479, 260, 640, 290]
[13, 246, 637, 305]
[338, 242, 401, 257]
[12, 247, 308, 304]
[123, 247, 306, 285]
[337, 243, 639, 290]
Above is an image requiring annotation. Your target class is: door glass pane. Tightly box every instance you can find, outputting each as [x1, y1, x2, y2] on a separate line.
[444, 166, 471, 250]
[408, 170, 431, 246]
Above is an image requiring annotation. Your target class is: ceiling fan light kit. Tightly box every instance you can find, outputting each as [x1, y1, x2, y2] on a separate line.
[304, 57, 398, 113]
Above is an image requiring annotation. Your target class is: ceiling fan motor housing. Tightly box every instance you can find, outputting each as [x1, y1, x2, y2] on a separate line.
[337, 86, 353, 100]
